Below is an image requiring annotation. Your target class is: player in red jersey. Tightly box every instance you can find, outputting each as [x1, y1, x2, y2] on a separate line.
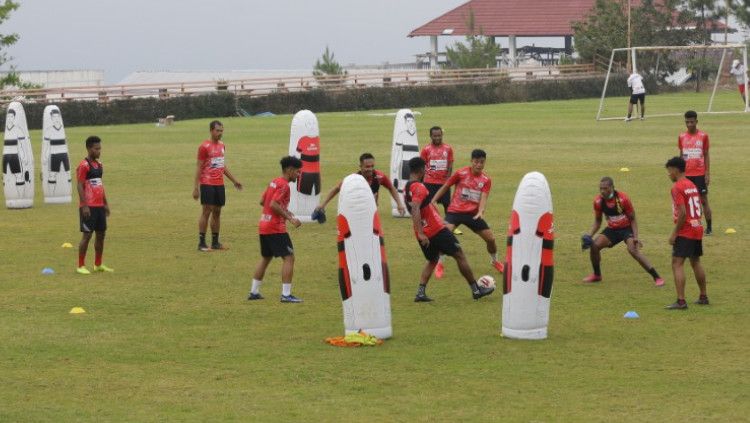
[192, 121, 243, 251]
[420, 126, 454, 213]
[405, 157, 494, 302]
[581, 177, 664, 286]
[430, 149, 504, 277]
[678, 110, 712, 235]
[76, 136, 113, 275]
[665, 156, 708, 310]
[314, 153, 405, 216]
[248, 156, 304, 303]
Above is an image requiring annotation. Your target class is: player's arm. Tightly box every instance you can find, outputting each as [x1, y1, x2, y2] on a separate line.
[193, 160, 203, 200]
[223, 167, 243, 191]
[670, 203, 687, 245]
[627, 211, 641, 247]
[704, 148, 710, 186]
[474, 191, 489, 220]
[271, 200, 301, 228]
[409, 200, 429, 246]
[588, 213, 603, 237]
[317, 180, 343, 211]
[430, 175, 456, 207]
[387, 184, 406, 216]
[77, 167, 90, 218]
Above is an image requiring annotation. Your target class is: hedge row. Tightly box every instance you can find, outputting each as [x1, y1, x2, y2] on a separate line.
[5, 75, 631, 129]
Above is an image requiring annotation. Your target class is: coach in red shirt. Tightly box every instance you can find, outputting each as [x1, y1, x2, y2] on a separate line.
[192, 120, 243, 251]
[665, 156, 708, 310]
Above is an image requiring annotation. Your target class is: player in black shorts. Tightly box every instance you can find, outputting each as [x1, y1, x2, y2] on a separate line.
[406, 157, 494, 302]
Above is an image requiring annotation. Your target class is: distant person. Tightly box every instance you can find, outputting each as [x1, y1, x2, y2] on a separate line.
[678, 110, 712, 235]
[192, 120, 243, 251]
[405, 157, 494, 302]
[430, 149, 504, 278]
[419, 126, 454, 214]
[76, 136, 113, 274]
[729, 59, 747, 104]
[314, 152, 405, 216]
[664, 156, 708, 310]
[626, 71, 646, 121]
[248, 156, 304, 303]
[581, 177, 664, 287]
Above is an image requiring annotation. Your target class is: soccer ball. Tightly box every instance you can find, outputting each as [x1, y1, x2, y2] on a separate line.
[477, 275, 496, 289]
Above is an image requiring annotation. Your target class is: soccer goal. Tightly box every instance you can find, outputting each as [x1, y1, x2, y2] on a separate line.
[596, 44, 749, 121]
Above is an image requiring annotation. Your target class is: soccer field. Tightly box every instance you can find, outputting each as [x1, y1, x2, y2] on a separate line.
[1, 92, 748, 421]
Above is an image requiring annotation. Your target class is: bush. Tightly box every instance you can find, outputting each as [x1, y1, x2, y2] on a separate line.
[2, 76, 644, 128]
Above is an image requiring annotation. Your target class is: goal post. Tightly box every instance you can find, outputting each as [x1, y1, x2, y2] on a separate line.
[596, 44, 749, 121]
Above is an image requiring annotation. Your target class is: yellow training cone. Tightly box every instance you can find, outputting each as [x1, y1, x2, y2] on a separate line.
[61, 242, 73, 248]
[725, 228, 736, 234]
[620, 167, 630, 172]
[69, 307, 86, 314]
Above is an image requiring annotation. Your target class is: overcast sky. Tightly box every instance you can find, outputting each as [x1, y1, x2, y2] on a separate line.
[4, 0, 483, 83]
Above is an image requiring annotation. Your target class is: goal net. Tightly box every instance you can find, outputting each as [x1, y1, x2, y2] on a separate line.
[596, 44, 749, 121]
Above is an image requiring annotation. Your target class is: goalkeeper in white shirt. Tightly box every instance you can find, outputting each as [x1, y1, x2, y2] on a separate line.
[626, 72, 646, 121]
[729, 59, 747, 104]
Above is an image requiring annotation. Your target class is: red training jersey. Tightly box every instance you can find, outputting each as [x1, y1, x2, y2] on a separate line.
[406, 181, 445, 238]
[77, 158, 105, 207]
[420, 143, 454, 184]
[296, 136, 320, 173]
[671, 178, 704, 240]
[259, 177, 291, 235]
[593, 191, 635, 230]
[371, 169, 393, 191]
[197, 140, 226, 186]
[446, 166, 492, 215]
[678, 131, 709, 177]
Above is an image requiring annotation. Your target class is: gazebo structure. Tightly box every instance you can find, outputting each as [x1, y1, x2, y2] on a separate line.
[408, 0, 596, 68]
[408, 0, 731, 68]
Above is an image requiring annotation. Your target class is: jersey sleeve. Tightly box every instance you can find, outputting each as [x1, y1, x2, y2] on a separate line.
[482, 177, 491, 193]
[197, 144, 207, 161]
[378, 172, 393, 190]
[410, 183, 428, 204]
[271, 183, 288, 203]
[621, 194, 635, 215]
[448, 146, 454, 164]
[593, 196, 603, 217]
[446, 171, 460, 187]
[703, 134, 710, 153]
[420, 147, 428, 161]
[76, 161, 88, 182]
[671, 186, 686, 206]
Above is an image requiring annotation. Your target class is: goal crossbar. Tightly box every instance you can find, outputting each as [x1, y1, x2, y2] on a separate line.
[596, 44, 749, 121]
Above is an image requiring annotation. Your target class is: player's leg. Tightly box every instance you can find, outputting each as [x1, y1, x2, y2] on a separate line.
[278, 234, 301, 303]
[639, 96, 645, 119]
[249, 235, 274, 300]
[78, 231, 93, 274]
[667, 256, 688, 309]
[583, 234, 611, 282]
[451, 249, 494, 300]
[197, 184, 212, 250]
[476, 225, 504, 273]
[700, 192, 712, 235]
[209, 205, 223, 248]
[689, 255, 708, 304]
[624, 237, 663, 286]
[415, 238, 438, 302]
[626, 98, 635, 120]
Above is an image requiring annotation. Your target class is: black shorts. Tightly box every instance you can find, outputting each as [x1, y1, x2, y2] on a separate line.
[419, 227, 462, 262]
[260, 233, 294, 258]
[297, 172, 320, 195]
[2, 153, 21, 174]
[80, 206, 107, 232]
[200, 184, 225, 206]
[444, 212, 490, 232]
[629, 93, 645, 104]
[50, 153, 70, 172]
[601, 227, 634, 247]
[686, 175, 708, 195]
[424, 183, 450, 210]
[672, 236, 703, 258]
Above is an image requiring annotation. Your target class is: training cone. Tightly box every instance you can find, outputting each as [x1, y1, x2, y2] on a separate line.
[61, 242, 73, 248]
[725, 228, 736, 234]
[623, 311, 639, 319]
[69, 307, 86, 314]
[41, 267, 54, 275]
[620, 167, 630, 172]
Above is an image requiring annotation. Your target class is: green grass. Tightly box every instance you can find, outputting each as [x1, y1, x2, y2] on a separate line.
[1, 93, 749, 422]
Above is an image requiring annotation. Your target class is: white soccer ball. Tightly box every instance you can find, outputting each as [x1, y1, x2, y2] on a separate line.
[477, 275, 496, 289]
